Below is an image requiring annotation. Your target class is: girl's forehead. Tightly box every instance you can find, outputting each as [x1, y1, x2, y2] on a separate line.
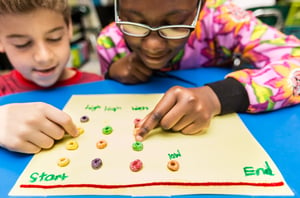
[119, 0, 195, 12]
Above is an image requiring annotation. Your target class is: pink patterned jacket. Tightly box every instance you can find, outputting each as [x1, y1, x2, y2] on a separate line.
[96, 0, 300, 114]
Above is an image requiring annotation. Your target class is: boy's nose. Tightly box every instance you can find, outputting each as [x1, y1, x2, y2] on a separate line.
[33, 44, 54, 65]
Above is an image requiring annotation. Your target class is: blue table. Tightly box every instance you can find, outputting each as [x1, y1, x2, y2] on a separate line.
[0, 68, 299, 198]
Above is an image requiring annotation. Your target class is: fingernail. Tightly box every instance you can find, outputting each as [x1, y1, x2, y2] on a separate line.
[74, 128, 79, 137]
[133, 127, 139, 135]
[134, 118, 141, 127]
[136, 135, 143, 142]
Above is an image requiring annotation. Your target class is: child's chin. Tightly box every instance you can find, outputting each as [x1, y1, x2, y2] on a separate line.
[35, 80, 56, 88]
[144, 62, 167, 70]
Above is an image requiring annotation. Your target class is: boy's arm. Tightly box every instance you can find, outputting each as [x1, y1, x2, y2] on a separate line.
[0, 102, 78, 153]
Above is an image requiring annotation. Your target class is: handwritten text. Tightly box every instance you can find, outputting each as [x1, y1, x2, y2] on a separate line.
[30, 172, 68, 183]
[243, 161, 275, 176]
[168, 149, 182, 160]
[85, 104, 151, 112]
[132, 106, 149, 111]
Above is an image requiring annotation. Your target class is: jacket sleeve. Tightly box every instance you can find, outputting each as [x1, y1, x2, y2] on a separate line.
[96, 23, 130, 76]
[205, 0, 300, 113]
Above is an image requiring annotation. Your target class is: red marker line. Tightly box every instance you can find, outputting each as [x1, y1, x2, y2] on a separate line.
[21, 181, 284, 189]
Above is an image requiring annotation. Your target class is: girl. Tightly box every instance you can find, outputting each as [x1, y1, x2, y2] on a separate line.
[97, 0, 300, 141]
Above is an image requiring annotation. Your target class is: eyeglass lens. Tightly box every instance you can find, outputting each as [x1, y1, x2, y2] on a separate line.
[120, 24, 191, 39]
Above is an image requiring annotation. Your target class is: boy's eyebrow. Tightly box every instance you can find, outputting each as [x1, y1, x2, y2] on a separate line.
[6, 26, 65, 39]
[47, 26, 65, 34]
[6, 34, 28, 39]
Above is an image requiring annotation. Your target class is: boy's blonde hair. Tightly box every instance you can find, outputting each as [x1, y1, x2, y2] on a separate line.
[0, 0, 70, 25]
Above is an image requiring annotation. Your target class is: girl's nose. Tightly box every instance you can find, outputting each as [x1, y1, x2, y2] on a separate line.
[142, 31, 167, 52]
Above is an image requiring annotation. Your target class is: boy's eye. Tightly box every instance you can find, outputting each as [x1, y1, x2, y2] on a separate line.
[14, 41, 32, 48]
[47, 37, 62, 42]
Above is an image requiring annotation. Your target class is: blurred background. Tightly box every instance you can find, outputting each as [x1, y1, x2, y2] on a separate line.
[0, 0, 299, 75]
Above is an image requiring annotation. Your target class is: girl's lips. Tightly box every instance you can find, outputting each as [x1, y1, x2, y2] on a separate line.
[141, 52, 168, 64]
[144, 53, 166, 59]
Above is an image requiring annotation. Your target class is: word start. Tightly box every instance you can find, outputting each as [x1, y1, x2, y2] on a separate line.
[29, 172, 68, 183]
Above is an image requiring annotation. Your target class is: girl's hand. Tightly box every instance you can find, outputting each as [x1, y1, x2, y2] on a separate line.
[0, 102, 78, 153]
[134, 86, 221, 141]
[108, 53, 153, 84]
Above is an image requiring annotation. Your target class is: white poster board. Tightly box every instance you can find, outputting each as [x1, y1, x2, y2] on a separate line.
[10, 94, 293, 196]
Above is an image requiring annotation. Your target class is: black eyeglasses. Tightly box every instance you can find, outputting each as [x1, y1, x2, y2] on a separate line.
[114, 0, 201, 39]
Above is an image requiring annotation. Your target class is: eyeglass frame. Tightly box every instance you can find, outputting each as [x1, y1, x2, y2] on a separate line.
[114, 0, 202, 39]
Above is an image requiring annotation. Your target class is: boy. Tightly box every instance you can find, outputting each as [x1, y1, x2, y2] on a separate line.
[0, 0, 103, 153]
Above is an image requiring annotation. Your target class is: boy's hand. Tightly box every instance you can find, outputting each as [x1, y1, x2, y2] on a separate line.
[0, 102, 78, 154]
[108, 53, 153, 84]
[134, 86, 221, 141]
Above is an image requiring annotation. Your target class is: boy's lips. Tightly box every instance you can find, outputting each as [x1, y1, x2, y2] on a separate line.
[32, 66, 57, 77]
[33, 66, 56, 73]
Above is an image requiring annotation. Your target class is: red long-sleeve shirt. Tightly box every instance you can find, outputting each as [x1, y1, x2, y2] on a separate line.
[0, 69, 103, 97]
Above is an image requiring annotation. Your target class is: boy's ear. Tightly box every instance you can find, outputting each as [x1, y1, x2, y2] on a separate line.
[68, 19, 73, 40]
[0, 40, 5, 53]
